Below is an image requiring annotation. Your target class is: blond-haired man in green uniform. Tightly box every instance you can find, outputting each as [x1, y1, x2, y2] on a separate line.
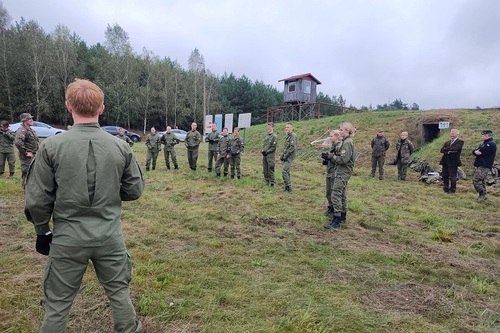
[325, 122, 355, 230]
[262, 122, 278, 186]
[280, 123, 297, 192]
[25, 79, 144, 332]
[145, 127, 161, 171]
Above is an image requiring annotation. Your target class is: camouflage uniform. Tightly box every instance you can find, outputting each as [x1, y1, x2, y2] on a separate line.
[160, 132, 180, 169]
[215, 134, 231, 176]
[116, 134, 134, 147]
[330, 136, 355, 219]
[145, 133, 161, 170]
[229, 134, 244, 178]
[262, 131, 278, 185]
[281, 132, 297, 189]
[395, 138, 414, 181]
[205, 129, 220, 172]
[185, 130, 202, 170]
[14, 124, 39, 188]
[0, 127, 16, 176]
[326, 141, 342, 207]
[371, 135, 390, 179]
[472, 135, 497, 199]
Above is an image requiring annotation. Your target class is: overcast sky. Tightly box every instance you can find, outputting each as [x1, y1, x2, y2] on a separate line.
[3, 0, 500, 110]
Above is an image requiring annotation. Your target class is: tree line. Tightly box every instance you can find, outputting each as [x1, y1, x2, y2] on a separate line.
[0, 3, 418, 132]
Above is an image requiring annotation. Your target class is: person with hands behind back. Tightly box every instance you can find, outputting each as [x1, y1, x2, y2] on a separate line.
[24, 79, 144, 333]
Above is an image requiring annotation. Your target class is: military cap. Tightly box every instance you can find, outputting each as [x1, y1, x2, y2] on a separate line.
[377, 128, 384, 132]
[20, 113, 33, 122]
[481, 130, 492, 135]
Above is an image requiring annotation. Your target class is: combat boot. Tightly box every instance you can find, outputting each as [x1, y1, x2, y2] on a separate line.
[224, 173, 228, 177]
[216, 173, 221, 177]
[231, 175, 235, 179]
[284, 186, 292, 192]
[478, 192, 487, 201]
[340, 211, 347, 224]
[174, 165, 179, 170]
[324, 205, 334, 218]
[324, 216, 342, 230]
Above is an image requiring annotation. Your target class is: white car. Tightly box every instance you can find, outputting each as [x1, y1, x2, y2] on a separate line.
[157, 129, 187, 142]
[9, 121, 66, 138]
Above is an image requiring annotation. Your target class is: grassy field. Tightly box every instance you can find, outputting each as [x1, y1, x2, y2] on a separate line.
[0, 109, 499, 332]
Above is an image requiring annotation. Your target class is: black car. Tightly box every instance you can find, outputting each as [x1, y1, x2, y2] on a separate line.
[102, 126, 141, 142]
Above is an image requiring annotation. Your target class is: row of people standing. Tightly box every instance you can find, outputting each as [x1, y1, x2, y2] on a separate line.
[370, 127, 497, 200]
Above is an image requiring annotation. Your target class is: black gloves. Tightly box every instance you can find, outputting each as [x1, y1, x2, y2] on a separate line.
[261, 151, 267, 156]
[36, 232, 52, 255]
[321, 152, 329, 159]
[280, 156, 285, 162]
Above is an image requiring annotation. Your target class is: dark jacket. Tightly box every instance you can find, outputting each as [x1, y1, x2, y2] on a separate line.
[371, 135, 390, 157]
[440, 138, 464, 167]
[473, 137, 497, 168]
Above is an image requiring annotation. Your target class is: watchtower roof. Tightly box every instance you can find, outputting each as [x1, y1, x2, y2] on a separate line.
[278, 73, 321, 84]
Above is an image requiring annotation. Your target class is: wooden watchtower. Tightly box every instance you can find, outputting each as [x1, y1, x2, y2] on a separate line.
[278, 73, 321, 104]
[267, 73, 340, 123]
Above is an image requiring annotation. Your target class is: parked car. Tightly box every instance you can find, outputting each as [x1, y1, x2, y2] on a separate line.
[157, 128, 187, 142]
[9, 121, 66, 138]
[101, 126, 141, 142]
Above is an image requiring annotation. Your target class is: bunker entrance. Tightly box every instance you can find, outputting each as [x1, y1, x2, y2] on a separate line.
[421, 123, 440, 143]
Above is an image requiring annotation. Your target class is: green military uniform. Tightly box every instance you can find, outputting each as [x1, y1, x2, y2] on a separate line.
[262, 131, 278, 185]
[229, 134, 244, 178]
[205, 129, 220, 172]
[116, 134, 134, 147]
[24, 123, 144, 333]
[325, 141, 342, 209]
[185, 129, 202, 170]
[0, 127, 16, 176]
[330, 135, 355, 222]
[160, 132, 180, 169]
[396, 138, 414, 181]
[371, 135, 390, 179]
[281, 131, 297, 190]
[14, 124, 39, 188]
[215, 134, 231, 176]
[145, 132, 161, 170]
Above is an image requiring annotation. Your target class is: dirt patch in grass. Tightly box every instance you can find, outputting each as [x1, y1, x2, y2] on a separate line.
[361, 283, 451, 316]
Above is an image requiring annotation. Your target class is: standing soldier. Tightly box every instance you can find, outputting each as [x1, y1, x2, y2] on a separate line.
[472, 130, 497, 200]
[145, 127, 161, 171]
[280, 123, 297, 192]
[395, 131, 414, 181]
[370, 128, 390, 180]
[215, 127, 231, 177]
[325, 122, 356, 230]
[185, 122, 202, 171]
[115, 127, 134, 147]
[14, 113, 39, 188]
[439, 129, 464, 193]
[262, 122, 278, 186]
[24, 79, 144, 332]
[321, 130, 342, 218]
[160, 126, 180, 170]
[0, 120, 16, 177]
[205, 123, 220, 172]
[229, 127, 244, 179]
